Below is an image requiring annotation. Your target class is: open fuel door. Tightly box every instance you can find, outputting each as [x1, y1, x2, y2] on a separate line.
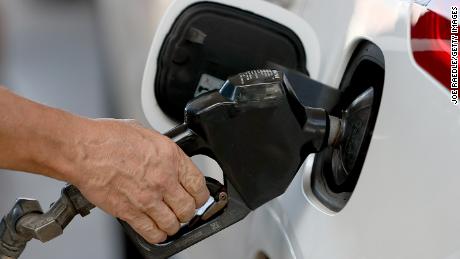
[154, 3, 308, 121]
[141, 0, 321, 133]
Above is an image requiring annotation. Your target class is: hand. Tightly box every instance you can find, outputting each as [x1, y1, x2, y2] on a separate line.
[67, 119, 209, 244]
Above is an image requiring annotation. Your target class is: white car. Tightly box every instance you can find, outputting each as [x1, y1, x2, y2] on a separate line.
[138, 0, 459, 258]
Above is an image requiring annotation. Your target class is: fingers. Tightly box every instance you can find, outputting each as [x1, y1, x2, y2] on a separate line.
[77, 119, 213, 245]
[178, 156, 210, 208]
[124, 212, 167, 244]
[144, 201, 180, 236]
[163, 183, 197, 223]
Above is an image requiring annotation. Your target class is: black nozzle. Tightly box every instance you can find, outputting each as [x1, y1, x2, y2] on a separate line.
[182, 69, 332, 209]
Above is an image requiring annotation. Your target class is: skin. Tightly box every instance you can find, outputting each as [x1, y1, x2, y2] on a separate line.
[0, 86, 209, 244]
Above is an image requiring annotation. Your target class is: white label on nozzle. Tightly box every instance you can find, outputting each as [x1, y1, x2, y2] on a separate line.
[194, 74, 225, 97]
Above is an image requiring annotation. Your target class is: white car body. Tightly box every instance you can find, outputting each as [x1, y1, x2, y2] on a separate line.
[141, 0, 460, 258]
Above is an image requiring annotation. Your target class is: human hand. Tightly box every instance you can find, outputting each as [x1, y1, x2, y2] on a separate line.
[66, 119, 209, 244]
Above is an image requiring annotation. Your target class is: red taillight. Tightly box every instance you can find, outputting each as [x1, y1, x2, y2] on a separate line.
[411, 6, 452, 88]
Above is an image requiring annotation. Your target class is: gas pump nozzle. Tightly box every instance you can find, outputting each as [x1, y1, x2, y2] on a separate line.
[123, 69, 342, 258]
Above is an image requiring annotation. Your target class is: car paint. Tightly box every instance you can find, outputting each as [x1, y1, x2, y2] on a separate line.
[141, 0, 460, 258]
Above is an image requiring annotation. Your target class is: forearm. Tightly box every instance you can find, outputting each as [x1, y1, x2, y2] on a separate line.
[0, 86, 89, 182]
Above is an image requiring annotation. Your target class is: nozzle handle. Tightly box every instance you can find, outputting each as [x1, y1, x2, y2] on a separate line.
[120, 180, 249, 259]
[120, 123, 251, 259]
